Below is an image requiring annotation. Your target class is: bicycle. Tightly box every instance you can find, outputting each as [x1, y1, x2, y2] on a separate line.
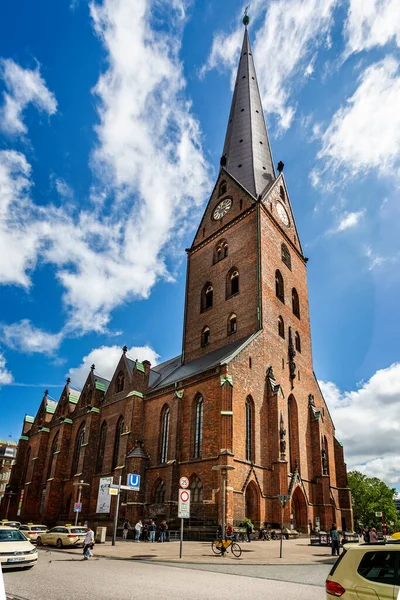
[211, 537, 242, 558]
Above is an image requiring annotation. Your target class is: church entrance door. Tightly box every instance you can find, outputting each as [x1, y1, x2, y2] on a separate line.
[291, 486, 308, 533]
[245, 481, 260, 528]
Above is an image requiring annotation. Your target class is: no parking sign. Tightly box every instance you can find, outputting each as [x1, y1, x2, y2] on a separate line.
[178, 489, 191, 519]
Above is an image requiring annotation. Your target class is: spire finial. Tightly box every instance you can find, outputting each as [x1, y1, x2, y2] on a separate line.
[66, 377, 71, 385]
[122, 345, 128, 354]
[44, 389, 49, 397]
[91, 364, 95, 372]
[243, 5, 250, 26]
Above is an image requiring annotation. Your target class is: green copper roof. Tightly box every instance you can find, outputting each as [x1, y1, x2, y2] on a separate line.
[25, 415, 35, 423]
[95, 381, 106, 391]
[136, 361, 145, 373]
[0, 439, 17, 446]
[69, 394, 79, 404]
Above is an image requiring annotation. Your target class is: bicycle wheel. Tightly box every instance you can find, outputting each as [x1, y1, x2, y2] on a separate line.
[231, 542, 242, 558]
[211, 540, 222, 555]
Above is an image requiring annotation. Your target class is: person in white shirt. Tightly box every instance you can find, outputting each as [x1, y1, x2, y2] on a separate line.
[83, 527, 95, 559]
[134, 520, 142, 542]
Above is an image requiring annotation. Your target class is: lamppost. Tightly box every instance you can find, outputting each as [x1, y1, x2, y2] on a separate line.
[212, 465, 235, 542]
[4, 490, 17, 520]
[73, 480, 90, 526]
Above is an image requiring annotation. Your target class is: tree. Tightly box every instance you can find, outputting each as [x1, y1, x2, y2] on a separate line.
[347, 471, 398, 529]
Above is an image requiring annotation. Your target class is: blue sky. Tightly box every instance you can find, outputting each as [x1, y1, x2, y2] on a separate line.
[1, 0, 400, 486]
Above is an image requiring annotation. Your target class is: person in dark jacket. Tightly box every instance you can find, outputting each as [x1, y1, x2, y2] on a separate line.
[331, 523, 340, 556]
[246, 521, 252, 543]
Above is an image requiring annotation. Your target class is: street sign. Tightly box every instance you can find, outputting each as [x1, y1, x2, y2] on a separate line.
[127, 473, 141, 491]
[74, 502, 82, 513]
[375, 512, 383, 517]
[109, 488, 118, 496]
[110, 484, 136, 491]
[179, 476, 189, 489]
[178, 489, 191, 519]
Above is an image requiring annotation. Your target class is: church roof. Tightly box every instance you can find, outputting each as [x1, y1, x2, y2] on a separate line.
[148, 332, 260, 392]
[221, 25, 275, 198]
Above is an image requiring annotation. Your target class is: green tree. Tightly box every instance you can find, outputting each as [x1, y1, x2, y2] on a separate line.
[348, 471, 398, 529]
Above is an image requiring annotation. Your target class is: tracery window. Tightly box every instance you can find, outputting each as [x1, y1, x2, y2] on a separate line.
[245, 396, 254, 462]
[214, 240, 228, 263]
[71, 423, 85, 476]
[219, 180, 227, 196]
[201, 282, 213, 312]
[96, 421, 107, 474]
[160, 407, 170, 464]
[227, 268, 239, 298]
[280, 185, 286, 203]
[295, 332, 301, 353]
[193, 396, 203, 459]
[190, 476, 203, 503]
[278, 316, 285, 339]
[46, 432, 59, 481]
[112, 417, 124, 470]
[228, 313, 237, 335]
[154, 480, 166, 504]
[275, 269, 285, 303]
[292, 288, 300, 319]
[201, 326, 210, 347]
[116, 371, 124, 393]
[281, 243, 291, 270]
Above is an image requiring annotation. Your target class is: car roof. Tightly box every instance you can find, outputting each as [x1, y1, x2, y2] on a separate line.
[0, 526, 22, 531]
[344, 542, 400, 551]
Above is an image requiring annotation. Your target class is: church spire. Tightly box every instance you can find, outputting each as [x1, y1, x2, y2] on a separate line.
[220, 16, 275, 198]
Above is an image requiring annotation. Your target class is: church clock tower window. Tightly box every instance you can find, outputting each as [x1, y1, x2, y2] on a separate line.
[295, 332, 301, 353]
[201, 283, 213, 312]
[201, 326, 210, 347]
[275, 270, 285, 303]
[228, 313, 237, 335]
[278, 316, 285, 339]
[292, 288, 300, 319]
[227, 269, 239, 298]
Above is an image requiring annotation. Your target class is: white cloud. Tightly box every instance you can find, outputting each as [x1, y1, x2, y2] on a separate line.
[344, 0, 400, 57]
[53, 178, 73, 199]
[316, 57, 400, 181]
[336, 210, 365, 232]
[0, 351, 13, 385]
[68, 344, 159, 387]
[202, 0, 338, 129]
[0, 59, 57, 136]
[320, 363, 400, 486]
[0, 320, 63, 355]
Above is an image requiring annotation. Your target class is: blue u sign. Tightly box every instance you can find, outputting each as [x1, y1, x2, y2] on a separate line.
[127, 473, 141, 489]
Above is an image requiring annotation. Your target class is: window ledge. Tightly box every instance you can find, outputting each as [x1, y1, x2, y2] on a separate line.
[226, 292, 239, 300]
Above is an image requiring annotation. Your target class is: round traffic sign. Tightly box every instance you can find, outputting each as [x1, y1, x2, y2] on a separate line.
[180, 490, 189, 503]
[180, 477, 189, 489]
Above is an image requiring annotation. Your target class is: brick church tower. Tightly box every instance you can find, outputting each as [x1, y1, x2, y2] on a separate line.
[3, 16, 352, 534]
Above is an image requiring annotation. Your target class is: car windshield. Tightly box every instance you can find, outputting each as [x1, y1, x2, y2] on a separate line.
[31, 527, 47, 531]
[71, 528, 87, 534]
[0, 530, 27, 542]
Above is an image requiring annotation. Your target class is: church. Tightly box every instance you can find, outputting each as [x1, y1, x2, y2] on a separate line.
[3, 19, 353, 534]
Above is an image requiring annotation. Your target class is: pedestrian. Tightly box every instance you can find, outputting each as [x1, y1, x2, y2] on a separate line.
[83, 526, 95, 560]
[330, 523, 340, 556]
[246, 520, 252, 543]
[134, 520, 143, 542]
[226, 524, 234, 538]
[364, 527, 370, 543]
[122, 520, 131, 540]
[83, 521, 88, 528]
[159, 520, 167, 543]
[369, 528, 378, 543]
[149, 520, 156, 543]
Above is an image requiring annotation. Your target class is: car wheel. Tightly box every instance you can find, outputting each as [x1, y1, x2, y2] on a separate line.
[56, 538, 63, 549]
[36, 537, 42, 546]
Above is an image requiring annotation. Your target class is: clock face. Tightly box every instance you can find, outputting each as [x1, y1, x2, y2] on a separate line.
[213, 198, 232, 220]
[276, 201, 289, 227]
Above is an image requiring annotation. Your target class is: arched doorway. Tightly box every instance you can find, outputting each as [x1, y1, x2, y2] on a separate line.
[245, 481, 260, 527]
[291, 486, 308, 533]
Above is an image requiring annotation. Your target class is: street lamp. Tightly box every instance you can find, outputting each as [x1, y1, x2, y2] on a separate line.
[3, 490, 17, 520]
[72, 480, 90, 526]
[212, 465, 235, 542]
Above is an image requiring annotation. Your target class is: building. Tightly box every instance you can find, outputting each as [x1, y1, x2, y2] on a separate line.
[0, 439, 17, 506]
[2, 18, 353, 533]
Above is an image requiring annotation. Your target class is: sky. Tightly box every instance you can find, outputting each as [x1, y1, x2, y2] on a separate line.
[0, 0, 400, 488]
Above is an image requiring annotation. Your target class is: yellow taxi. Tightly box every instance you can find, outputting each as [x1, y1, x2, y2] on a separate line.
[19, 524, 48, 543]
[37, 525, 88, 548]
[0, 520, 21, 528]
[326, 541, 400, 598]
[0, 526, 38, 569]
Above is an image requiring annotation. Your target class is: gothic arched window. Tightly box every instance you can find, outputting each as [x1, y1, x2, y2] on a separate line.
[275, 269, 285, 303]
[281, 243, 291, 270]
[280, 185, 286, 203]
[227, 268, 239, 298]
[96, 421, 107, 474]
[201, 282, 213, 312]
[245, 396, 254, 462]
[112, 417, 124, 470]
[71, 423, 85, 476]
[292, 288, 300, 319]
[154, 479, 166, 504]
[46, 432, 59, 481]
[214, 239, 228, 263]
[228, 313, 237, 335]
[160, 407, 170, 464]
[278, 316, 285, 339]
[190, 476, 203, 502]
[193, 395, 203, 459]
[115, 371, 124, 393]
[295, 332, 301, 353]
[201, 326, 210, 347]
[219, 180, 227, 196]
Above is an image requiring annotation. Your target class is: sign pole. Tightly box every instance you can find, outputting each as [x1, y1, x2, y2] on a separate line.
[280, 503, 284, 559]
[112, 476, 122, 547]
[75, 484, 82, 526]
[179, 518, 184, 559]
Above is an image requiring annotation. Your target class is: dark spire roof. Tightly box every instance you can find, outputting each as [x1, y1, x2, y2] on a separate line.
[221, 25, 275, 198]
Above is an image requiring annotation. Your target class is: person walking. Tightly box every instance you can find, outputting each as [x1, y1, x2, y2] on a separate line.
[122, 520, 131, 540]
[330, 523, 340, 556]
[149, 520, 156, 543]
[369, 528, 378, 543]
[159, 520, 167, 543]
[83, 526, 95, 560]
[246, 521, 252, 543]
[134, 520, 143, 542]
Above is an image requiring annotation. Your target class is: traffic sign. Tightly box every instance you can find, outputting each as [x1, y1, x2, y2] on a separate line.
[109, 488, 118, 496]
[277, 494, 290, 506]
[127, 473, 141, 491]
[178, 489, 191, 519]
[110, 484, 136, 491]
[74, 502, 82, 513]
[179, 477, 189, 489]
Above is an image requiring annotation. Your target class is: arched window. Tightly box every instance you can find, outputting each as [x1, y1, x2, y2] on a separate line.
[214, 239, 228, 263]
[116, 371, 124, 393]
[228, 313, 237, 335]
[219, 180, 227, 196]
[288, 395, 300, 473]
[201, 282, 213, 312]
[154, 479, 166, 504]
[295, 332, 301, 353]
[96, 421, 107, 474]
[190, 476, 203, 502]
[160, 407, 170, 464]
[281, 243, 291, 270]
[194, 396, 203, 459]
[46, 432, 59, 481]
[227, 268, 239, 298]
[71, 423, 85, 476]
[280, 185, 286, 203]
[23, 447, 31, 485]
[201, 326, 210, 347]
[245, 397, 254, 462]
[292, 288, 300, 318]
[112, 417, 124, 470]
[278, 316, 285, 339]
[275, 270, 284, 303]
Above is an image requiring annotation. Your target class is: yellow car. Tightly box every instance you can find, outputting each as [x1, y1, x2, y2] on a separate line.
[37, 525, 88, 548]
[0, 526, 38, 569]
[326, 541, 400, 598]
[19, 524, 48, 543]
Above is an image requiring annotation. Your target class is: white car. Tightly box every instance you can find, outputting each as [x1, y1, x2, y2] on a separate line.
[0, 526, 38, 569]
